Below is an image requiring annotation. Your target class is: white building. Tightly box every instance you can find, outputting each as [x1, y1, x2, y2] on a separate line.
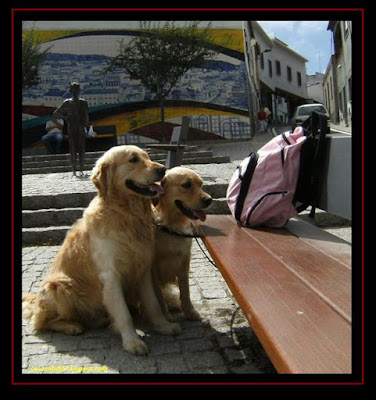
[324, 21, 352, 126]
[243, 21, 308, 128]
[307, 73, 325, 104]
[42, 88, 67, 107]
[83, 88, 119, 106]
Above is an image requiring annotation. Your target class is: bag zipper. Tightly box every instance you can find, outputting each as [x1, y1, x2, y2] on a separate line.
[245, 190, 288, 225]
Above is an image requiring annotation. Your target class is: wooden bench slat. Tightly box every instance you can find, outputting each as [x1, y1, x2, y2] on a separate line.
[240, 224, 351, 323]
[286, 217, 351, 268]
[199, 215, 351, 374]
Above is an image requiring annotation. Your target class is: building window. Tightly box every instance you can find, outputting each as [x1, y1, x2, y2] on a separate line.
[276, 60, 281, 76]
[268, 60, 272, 77]
[287, 66, 292, 82]
[297, 72, 302, 86]
[260, 53, 265, 70]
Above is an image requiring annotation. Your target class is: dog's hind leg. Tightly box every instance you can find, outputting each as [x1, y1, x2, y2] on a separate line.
[31, 273, 84, 335]
[47, 320, 84, 335]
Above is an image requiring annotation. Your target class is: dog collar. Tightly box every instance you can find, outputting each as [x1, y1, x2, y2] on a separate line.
[155, 223, 201, 238]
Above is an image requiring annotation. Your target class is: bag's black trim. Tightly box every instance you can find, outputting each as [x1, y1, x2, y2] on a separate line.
[281, 132, 291, 145]
[234, 152, 259, 222]
[293, 111, 329, 217]
[245, 191, 288, 226]
[280, 147, 285, 167]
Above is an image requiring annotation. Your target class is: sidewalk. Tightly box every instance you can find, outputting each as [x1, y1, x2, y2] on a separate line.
[22, 240, 276, 375]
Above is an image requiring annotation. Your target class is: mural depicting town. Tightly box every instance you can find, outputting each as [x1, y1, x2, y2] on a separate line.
[23, 54, 248, 111]
[22, 28, 251, 143]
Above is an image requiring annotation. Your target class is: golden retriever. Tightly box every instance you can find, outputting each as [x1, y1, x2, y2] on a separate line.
[22, 145, 181, 355]
[152, 167, 212, 321]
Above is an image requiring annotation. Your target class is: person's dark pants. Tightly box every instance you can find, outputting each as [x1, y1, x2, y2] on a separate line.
[41, 132, 63, 154]
[68, 128, 86, 174]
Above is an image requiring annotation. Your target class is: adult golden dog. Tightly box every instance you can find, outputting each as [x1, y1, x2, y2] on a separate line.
[152, 167, 212, 321]
[22, 145, 181, 355]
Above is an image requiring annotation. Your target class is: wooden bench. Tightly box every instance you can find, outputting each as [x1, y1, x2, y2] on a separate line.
[85, 125, 117, 152]
[147, 116, 190, 168]
[62, 125, 117, 152]
[199, 214, 351, 374]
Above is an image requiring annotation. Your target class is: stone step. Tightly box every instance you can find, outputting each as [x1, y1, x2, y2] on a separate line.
[21, 146, 199, 162]
[22, 150, 214, 169]
[22, 182, 228, 211]
[22, 154, 230, 174]
[22, 198, 230, 246]
[22, 226, 71, 247]
[22, 191, 96, 211]
[22, 207, 85, 228]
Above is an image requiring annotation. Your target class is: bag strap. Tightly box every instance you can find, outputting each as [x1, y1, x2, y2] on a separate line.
[295, 112, 328, 216]
[309, 111, 328, 217]
[234, 152, 259, 222]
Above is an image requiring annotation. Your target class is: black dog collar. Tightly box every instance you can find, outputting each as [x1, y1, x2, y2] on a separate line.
[155, 223, 201, 238]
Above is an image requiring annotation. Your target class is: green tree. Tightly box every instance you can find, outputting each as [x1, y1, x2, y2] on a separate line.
[22, 25, 51, 90]
[109, 21, 215, 142]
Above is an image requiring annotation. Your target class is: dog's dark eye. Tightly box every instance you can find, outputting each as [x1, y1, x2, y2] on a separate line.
[129, 155, 139, 163]
[181, 181, 191, 189]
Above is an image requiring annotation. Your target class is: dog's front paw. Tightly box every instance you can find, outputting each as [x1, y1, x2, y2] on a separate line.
[154, 321, 182, 336]
[122, 338, 149, 355]
[184, 308, 201, 321]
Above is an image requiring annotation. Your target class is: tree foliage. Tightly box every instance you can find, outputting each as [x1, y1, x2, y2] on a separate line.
[109, 21, 216, 141]
[22, 25, 51, 90]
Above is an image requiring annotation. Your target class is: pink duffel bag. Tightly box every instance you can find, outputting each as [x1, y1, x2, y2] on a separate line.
[226, 128, 307, 228]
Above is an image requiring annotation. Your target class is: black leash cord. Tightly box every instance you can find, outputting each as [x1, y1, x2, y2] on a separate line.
[194, 236, 217, 269]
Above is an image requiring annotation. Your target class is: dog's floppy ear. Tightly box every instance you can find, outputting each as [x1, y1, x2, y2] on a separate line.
[152, 176, 167, 206]
[160, 175, 168, 190]
[91, 158, 109, 197]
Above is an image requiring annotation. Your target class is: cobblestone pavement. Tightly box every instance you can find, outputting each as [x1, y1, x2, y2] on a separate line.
[21, 135, 351, 378]
[22, 240, 276, 375]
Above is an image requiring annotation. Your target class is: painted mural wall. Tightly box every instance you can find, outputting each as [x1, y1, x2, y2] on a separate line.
[22, 24, 251, 146]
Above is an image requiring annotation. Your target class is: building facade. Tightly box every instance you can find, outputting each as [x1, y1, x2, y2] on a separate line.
[307, 73, 325, 104]
[243, 21, 308, 129]
[324, 21, 352, 126]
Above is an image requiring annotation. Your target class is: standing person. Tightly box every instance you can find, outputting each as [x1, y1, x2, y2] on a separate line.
[257, 106, 267, 134]
[54, 82, 90, 177]
[263, 105, 273, 132]
[41, 114, 64, 154]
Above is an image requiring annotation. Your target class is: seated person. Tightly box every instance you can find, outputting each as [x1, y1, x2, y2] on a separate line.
[41, 114, 64, 154]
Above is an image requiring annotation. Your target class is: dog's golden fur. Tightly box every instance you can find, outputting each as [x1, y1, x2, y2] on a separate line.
[152, 167, 212, 321]
[22, 145, 181, 355]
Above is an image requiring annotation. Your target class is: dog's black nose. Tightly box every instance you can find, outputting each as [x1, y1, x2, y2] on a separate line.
[202, 196, 213, 207]
[156, 166, 166, 179]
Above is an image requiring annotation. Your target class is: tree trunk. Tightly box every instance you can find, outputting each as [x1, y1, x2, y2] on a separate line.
[160, 97, 166, 143]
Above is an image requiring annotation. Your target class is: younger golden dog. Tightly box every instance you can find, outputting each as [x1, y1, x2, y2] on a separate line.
[22, 145, 181, 355]
[152, 167, 212, 321]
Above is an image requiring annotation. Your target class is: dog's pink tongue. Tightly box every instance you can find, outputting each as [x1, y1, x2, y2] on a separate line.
[193, 210, 207, 221]
[149, 183, 164, 195]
